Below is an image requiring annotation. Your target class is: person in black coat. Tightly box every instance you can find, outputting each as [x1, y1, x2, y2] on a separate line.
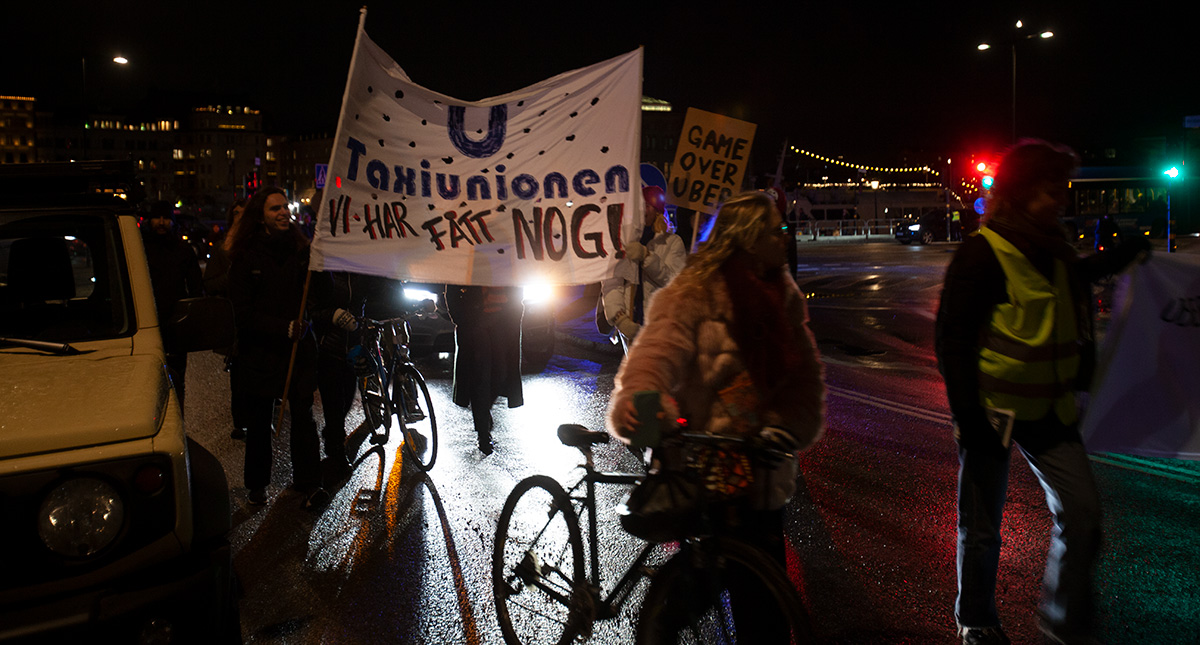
[227, 187, 327, 509]
[142, 201, 202, 408]
[444, 285, 524, 455]
[308, 269, 368, 481]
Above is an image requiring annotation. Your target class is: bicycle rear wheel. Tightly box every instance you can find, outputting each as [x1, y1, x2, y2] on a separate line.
[636, 536, 813, 644]
[493, 475, 588, 645]
[393, 364, 437, 471]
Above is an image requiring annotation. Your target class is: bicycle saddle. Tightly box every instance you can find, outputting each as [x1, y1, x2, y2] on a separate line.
[556, 423, 611, 448]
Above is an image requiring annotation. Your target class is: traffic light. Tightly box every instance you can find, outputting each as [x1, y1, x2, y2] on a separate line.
[976, 160, 995, 190]
[245, 169, 260, 194]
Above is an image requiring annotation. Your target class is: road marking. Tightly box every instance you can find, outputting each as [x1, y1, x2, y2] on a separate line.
[828, 386, 1197, 483]
[1089, 453, 1200, 484]
[827, 384, 952, 425]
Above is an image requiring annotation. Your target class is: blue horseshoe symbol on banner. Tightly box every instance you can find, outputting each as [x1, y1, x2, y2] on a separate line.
[447, 105, 508, 159]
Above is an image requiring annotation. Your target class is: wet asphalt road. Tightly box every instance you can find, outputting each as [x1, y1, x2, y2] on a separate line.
[184, 239, 1199, 644]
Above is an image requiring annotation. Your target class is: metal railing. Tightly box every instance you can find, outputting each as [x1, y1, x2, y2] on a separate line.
[794, 219, 902, 240]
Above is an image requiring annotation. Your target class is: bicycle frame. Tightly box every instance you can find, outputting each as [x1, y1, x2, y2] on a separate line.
[564, 443, 659, 620]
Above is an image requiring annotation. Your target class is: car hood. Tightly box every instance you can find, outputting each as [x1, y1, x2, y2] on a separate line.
[0, 339, 169, 459]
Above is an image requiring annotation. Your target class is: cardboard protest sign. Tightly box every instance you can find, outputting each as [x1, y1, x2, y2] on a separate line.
[666, 108, 756, 215]
[311, 21, 643, 286]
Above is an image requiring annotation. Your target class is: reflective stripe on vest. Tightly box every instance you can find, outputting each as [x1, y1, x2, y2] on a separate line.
[977, 227, 1080, 424]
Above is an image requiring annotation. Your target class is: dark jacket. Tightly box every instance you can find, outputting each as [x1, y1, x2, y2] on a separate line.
[202, 235, 232, 297]
[445, 285, 524, 408]
[142, 230, 203, 323]
[308, 270, 359, 355]
[935, 228, 1148, 439]
[228, 227, 317, 397]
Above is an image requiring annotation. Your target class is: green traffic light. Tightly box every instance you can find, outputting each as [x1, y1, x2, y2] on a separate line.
[1164, 166, 1180, 179]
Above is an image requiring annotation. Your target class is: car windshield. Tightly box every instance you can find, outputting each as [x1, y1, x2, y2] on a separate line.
[0, 210, 134, 342]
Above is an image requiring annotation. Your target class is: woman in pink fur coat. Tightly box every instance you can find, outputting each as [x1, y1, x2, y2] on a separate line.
[606, 190, 825, 641]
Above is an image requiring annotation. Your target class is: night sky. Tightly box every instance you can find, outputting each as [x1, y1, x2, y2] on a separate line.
[6, 2, 1197, 174]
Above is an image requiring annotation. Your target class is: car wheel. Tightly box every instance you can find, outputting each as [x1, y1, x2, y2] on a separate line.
[920, 230, 935, 245]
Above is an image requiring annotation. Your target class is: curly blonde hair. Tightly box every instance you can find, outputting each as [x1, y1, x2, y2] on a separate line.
[685, 191, 777, 282]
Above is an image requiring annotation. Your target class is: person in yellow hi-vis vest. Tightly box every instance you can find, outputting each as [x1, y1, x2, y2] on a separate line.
[935, 140, 1149, 645]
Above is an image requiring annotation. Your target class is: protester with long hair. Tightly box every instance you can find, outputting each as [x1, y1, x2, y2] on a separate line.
[606, 190, 826, 642]
[936, 139, 1149, 645]
[226, 187, 328, 509]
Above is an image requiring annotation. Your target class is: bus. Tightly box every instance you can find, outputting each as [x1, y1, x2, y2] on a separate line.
[1064, 166, 1175, 243]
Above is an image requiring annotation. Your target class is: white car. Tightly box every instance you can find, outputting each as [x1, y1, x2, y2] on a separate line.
[0, 161, 240, 643]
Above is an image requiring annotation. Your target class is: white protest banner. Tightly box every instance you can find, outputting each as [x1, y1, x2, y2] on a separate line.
[1081, 252, 1200, 460]
[311, 18, 643, 286]
[667, 108, 756, 215]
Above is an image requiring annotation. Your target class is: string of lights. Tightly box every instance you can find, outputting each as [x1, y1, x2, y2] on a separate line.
[790, 146, 941, 177]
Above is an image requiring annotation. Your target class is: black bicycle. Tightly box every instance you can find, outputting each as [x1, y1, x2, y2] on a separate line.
[633, 431, 814, 644]
[354, 311, 438, 471]
[492, 424, 663, 645]
[492, 425, 813, 644]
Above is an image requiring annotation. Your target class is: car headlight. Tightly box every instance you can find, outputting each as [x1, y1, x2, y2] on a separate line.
[38, 477, 125, 557]
[523, 282, 553, 306]
[403, 288, 438, 303]
[908, 224, 921, 232]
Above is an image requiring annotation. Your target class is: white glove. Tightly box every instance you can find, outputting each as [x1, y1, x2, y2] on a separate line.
[759, 426, 800, 453]
[615, 314, 640, 339]
[624, 240, 646, 263]
[332, 308, 358, 331]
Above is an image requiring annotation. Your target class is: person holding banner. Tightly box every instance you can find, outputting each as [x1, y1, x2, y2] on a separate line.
[227, 187, 327, 510]
[599, 185, 686, 350]
[445, 285, 525, 455]
[935, 139, 1149, 645]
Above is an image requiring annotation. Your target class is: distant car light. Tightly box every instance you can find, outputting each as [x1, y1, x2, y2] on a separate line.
[908, 224, 921, 232]
[38, 477, 125, 557]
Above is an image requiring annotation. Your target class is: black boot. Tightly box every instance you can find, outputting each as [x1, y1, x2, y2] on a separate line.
[476, 414, 494, 455]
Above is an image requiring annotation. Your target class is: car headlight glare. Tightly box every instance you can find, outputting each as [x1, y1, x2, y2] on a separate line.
[403, 288, 438, 303]
[908, 224, 921, 232]
[38, 478, 125, 557]
[523, 283, 553, 305]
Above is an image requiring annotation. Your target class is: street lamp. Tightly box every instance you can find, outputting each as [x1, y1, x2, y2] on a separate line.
[79, 54, 129, 159]
[978, 20, 1054, 143]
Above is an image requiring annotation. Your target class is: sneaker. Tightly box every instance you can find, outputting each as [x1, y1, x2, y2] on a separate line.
[303, 487, 331, 511]
[404, 403, 425, 422]
[247, 487, 267, 506]
[960, 626, 1011, 645]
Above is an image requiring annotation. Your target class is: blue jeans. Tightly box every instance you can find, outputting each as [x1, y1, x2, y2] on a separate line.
[956, 416, 1102, 639]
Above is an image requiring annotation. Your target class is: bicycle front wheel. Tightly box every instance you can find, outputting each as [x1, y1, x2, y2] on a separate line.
[393, 364, 438, 471]
[493, 475, 588, 645]
[636, 536, 813, 644]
